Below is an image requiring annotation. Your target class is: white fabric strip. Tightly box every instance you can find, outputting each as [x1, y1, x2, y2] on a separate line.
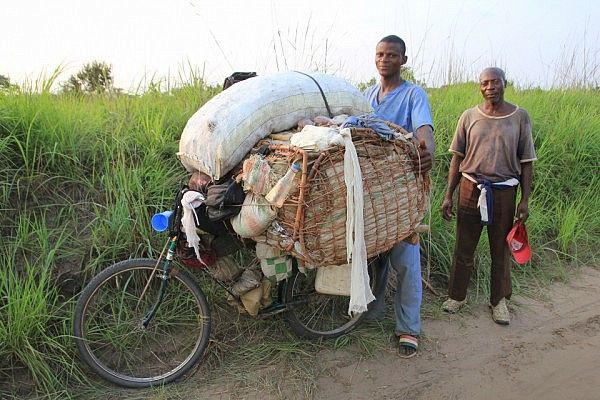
[181, 190, 206, 260]
[339, 128, 375, 315]
[461, 173, 519, 222]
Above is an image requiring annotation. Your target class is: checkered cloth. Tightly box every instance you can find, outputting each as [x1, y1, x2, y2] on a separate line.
[260, 256, 292, 283]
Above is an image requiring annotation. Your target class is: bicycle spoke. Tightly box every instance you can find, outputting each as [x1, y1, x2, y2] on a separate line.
[75, 260, 211, 386]
[305, 295, 333, 329]
[284, 258, 381, 339]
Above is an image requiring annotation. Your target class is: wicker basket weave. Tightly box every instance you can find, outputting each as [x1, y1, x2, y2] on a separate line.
[250, 127, 429, 268]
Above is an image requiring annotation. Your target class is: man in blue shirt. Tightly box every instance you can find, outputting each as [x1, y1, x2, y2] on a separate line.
[364, 35, 435, 358]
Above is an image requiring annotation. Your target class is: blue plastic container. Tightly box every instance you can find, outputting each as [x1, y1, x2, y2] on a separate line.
[151, 210, 174, 232]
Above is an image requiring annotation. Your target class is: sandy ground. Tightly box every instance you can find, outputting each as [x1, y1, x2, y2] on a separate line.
[316, 267, 600, 400]
[197, 267, 600, 400]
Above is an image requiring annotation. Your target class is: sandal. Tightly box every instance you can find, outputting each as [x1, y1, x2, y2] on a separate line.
[398, 334, 419, 359]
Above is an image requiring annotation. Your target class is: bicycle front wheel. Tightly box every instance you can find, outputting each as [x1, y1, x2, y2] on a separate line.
[74, 258, 211, 388]
[283, 257, 384, 339]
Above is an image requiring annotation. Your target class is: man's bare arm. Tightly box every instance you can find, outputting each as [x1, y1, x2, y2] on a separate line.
[413, 124, 435, 173]
[441, 153, 463, 220]
[516, 162, 533, 221]
[415, 124, 435, 161]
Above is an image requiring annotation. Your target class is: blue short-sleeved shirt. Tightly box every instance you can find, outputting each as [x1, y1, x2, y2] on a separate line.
[364, 81, 433, 133]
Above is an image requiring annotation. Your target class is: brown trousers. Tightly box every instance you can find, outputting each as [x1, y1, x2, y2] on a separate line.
[448, 178, 516, 306]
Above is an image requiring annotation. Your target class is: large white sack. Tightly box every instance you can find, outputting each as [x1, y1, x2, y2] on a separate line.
[177, 71, 373, 180]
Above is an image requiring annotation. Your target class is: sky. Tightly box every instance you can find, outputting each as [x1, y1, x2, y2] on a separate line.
[2, 0, 600, 91]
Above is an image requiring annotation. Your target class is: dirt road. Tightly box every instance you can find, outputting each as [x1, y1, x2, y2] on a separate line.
[193, 267, 600, 400]
[317, 267, 600, 400]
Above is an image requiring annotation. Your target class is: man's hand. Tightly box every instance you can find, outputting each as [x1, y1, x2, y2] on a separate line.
[441, 196, 455, 221]
[516, 199, 529, 222]
[412, 139, 433, 174]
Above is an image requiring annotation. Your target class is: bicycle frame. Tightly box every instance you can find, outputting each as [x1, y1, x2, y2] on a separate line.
[74, 186, 383, 388]
[144, 186, 292, 326]
[141, 236, 177, 328]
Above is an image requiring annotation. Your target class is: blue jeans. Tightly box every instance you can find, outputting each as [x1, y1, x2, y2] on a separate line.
[370, 242, 422, 336]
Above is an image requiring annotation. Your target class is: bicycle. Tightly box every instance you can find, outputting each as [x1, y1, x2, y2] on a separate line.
[73, 186, 385, 388]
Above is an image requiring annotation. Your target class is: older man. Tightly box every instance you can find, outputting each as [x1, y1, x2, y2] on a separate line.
[441, 67, 536, 325]
[364, 35, 435, 358]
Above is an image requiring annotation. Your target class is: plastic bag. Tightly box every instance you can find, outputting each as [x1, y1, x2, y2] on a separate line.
[230, 194, 277, 238]
[230, 269, 262, 297]
[290, 125, 338, 151]
[242, 154, 272, 195]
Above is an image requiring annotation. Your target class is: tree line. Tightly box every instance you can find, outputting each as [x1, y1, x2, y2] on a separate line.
[1, 61, 115, 94]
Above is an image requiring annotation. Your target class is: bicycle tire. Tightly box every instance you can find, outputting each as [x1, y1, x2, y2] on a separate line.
[283, 257, 385, 339]
[73, 258, 211, 388]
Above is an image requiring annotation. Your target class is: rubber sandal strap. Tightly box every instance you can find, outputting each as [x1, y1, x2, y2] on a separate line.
[398, 334, 419, 350]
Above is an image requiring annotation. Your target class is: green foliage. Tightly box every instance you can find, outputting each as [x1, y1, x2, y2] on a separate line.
[61, 61, 114, 94]
[0, 77, 218, 397]
[401, 66, 426, 87]
[357, 77, 376, 92]
[0, 74, 10, 88]
[0, 74, 19, 93]
[0, 215, 88, 396]
[0, 73, 598, 397]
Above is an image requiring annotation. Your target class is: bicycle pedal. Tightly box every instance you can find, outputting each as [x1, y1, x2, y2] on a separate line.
[257, 303, 287, 319]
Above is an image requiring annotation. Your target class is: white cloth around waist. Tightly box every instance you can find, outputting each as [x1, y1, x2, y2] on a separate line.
[461, 173, 519, 223]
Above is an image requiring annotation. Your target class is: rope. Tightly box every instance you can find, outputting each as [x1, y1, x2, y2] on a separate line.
[293, 71, 333, 118]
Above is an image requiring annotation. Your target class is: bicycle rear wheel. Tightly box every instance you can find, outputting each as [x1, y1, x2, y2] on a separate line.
[73, 258, 211, 388]
[283, 257, 385, 339]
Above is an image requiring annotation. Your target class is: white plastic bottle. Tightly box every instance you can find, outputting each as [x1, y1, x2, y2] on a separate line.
[265, 162, 301, 208]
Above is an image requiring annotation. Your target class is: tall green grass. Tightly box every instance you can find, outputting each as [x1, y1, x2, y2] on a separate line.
[1, 76, 598, 397]
[0, 78, 219, 397]
[0, 215, 86, 397]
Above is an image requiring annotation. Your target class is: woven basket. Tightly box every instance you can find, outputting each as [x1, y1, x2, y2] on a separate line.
[250, 127, 429, 268]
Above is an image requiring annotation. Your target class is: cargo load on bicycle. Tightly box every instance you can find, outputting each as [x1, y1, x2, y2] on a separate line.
[177, 71, 429, 268]
[245, 122, 429, 268]
[179, 71, 429, 316]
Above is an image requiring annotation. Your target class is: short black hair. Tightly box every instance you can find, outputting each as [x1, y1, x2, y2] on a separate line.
[378, 35, 406, 55]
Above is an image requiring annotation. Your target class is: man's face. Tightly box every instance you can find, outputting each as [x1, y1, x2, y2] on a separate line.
[375, 41, 407, 78]
[479, 70, 505, 103]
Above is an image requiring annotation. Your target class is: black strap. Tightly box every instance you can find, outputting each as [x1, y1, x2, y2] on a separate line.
[293, 71, 333, 118]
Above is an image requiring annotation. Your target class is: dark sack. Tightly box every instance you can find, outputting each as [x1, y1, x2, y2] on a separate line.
[222, 72, 257, 90]
[205, 178, 245, 222]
